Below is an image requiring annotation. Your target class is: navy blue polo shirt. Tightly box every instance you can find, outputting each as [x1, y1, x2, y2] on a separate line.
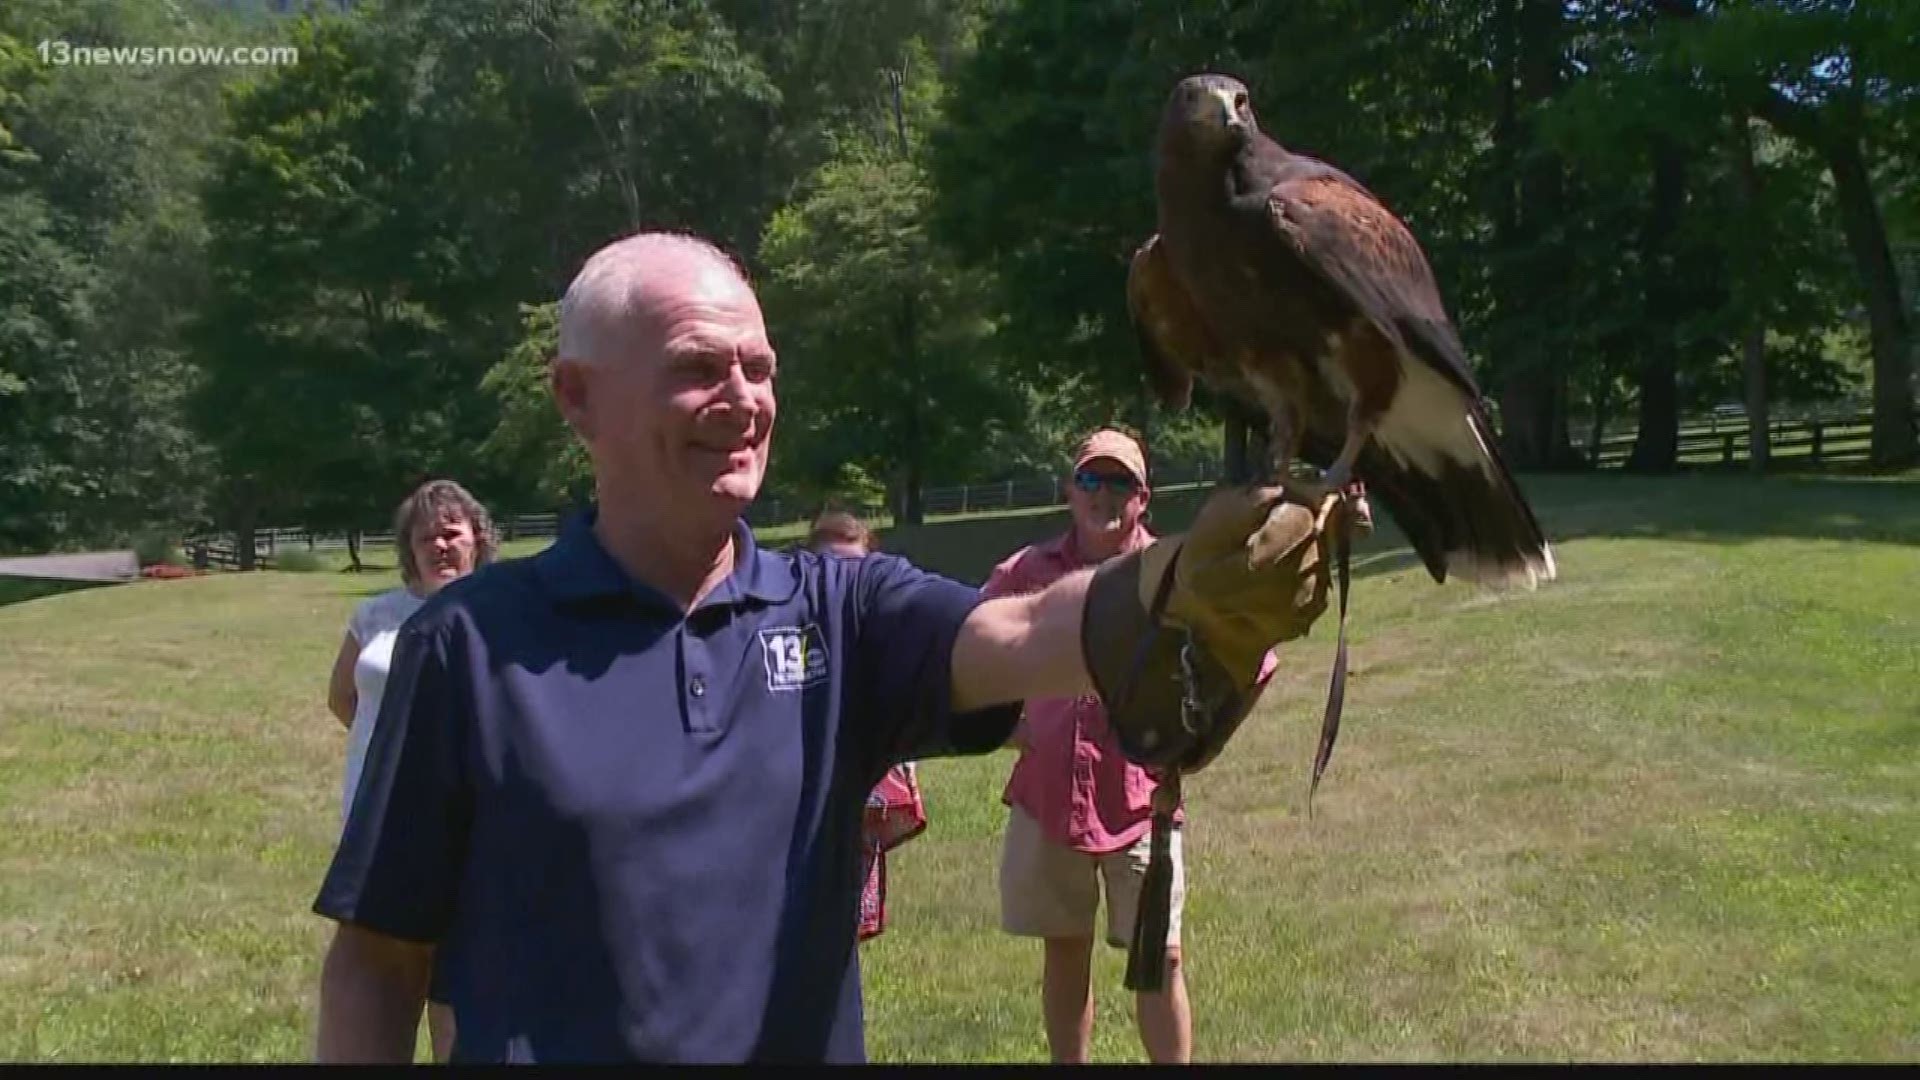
[314, 509, 1020, 1063]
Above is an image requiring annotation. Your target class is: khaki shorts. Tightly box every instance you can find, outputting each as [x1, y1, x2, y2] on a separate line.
[999, 806, 1184, 950]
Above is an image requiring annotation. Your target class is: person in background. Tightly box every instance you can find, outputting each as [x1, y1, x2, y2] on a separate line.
[325, 477, 497, 1062]
[804, 509, 928, 945]
[982, 425, 1275, 1064]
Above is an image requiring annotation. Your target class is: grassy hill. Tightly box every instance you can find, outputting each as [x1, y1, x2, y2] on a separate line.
[0, 472, 1914, 1061]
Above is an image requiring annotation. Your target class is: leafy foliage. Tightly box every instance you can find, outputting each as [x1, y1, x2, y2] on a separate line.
[478, 302, 589, 509]
[2, 0, 1914, 555]
[0, 0, 238, 553]
[760, 47, 1020, 521]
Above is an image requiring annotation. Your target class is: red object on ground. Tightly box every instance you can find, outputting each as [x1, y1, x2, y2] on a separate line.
[140, 564, 202, 579]
[858, 763, 927, 941]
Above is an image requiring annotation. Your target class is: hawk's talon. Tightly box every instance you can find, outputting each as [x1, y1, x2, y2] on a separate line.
[1347, 487, 1374, 538]
[1313, 491, 1346, 537]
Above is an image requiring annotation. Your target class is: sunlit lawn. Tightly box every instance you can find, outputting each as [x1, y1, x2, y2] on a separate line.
[1, 471, 1915, 1061]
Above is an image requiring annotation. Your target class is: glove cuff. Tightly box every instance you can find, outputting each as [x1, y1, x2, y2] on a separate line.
[1081, 538, 1262, 773]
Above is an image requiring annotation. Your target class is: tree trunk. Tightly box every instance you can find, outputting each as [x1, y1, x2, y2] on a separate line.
[888, 73, 928, 525]
[1222, 411, 1252, 483]
[1491, 0, 1575, 470]
[1650, 0, 1914, 466]
[1626, 142, 1686, 474]
[1217, 392, 1273, 483]
[1546, 368, 1574, 468]
[1489, 0, 1529, 465]
[1821, 135, 1915, 467]
[232, 488, 259, 572]
[897, 296, 925, 527]
[902, 445, 924, 526]
[1731, 117, 1770, 473]
[1524, 0, 1574, 469]
[1741, 328, 1769, 473]
[1587, 380, 1611, 469]
[1506, 366, 1577, 470]
[346, 528, 363, 573]
[1248, 422, 1272, 481]
[1490, 0, 1517, 243]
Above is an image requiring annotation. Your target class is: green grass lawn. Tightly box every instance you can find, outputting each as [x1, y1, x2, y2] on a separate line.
[1, 472, 1915, 1061]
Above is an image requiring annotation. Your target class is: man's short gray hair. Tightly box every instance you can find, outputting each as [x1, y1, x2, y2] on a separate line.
[557, 230, 752, 366]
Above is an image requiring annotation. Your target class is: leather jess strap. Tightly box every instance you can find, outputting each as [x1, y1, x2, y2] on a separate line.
[1119, 495, 1355, 993]
[1308, 510, 1352, 816]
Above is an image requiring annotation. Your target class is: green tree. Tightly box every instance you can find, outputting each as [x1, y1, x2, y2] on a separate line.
[1644, 0, 1918, 467]
[193, 0, 797, 556]
[934, 0, 1893, 481]
[760, 49, 1017, 525]
[0, 29, 36, 160]
[0, 0, 246, 553]
[933, 1, 1524, 471]
[191, 12, 449, 567]
[477, 302, 590, 511]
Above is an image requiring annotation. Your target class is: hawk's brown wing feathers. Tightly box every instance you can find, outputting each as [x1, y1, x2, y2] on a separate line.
[1126, 235, 1216, 411]
[1254, 171, 1556, 591]
[1265, 174, 1480, 400]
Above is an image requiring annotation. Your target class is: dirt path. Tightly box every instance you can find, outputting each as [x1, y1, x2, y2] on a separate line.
[0, 550, 139, 583]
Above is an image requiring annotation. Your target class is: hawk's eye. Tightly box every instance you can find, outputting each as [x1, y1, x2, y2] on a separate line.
[1234, 92, 1249, 112]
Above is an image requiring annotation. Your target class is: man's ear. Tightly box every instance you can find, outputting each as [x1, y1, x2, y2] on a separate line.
[551, 357, 592, 439]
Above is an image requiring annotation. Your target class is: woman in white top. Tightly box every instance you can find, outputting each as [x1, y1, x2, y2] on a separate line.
[325, 477, 497, 1062]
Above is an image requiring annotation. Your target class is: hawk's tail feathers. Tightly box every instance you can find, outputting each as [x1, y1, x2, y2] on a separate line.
[1359, 370, 1556, 590]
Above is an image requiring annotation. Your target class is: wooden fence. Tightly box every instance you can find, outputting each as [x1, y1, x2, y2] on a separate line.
[185, 457, 1228, 559]
[1572, 410, 1876, 470]
[187, 516, 571, 566]
[187, 403, 1897, 561]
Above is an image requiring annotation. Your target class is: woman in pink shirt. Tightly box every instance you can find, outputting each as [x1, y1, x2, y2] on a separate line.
[982, 427, 1192, 1064]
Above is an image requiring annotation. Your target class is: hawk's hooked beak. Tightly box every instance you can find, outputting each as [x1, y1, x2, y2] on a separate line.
[1212, 88, 1246, 134]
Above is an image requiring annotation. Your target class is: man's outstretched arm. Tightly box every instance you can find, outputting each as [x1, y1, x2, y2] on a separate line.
[947, 483, 1336, 760]
[949, 567, 1097, 715]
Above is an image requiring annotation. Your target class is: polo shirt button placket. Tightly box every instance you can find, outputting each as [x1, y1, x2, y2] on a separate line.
[680, 624, 719, 735]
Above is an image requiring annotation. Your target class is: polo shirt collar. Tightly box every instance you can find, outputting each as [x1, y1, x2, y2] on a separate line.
[723, 519, 803, 606]
[535, 506, 800, 611]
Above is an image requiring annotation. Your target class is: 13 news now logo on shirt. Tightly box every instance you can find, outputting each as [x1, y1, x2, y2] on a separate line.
[759, 625, 830, 692]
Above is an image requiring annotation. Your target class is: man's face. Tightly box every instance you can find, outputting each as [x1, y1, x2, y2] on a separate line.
[1067, 457, 1148, 543]
[554, 257, 777, 518]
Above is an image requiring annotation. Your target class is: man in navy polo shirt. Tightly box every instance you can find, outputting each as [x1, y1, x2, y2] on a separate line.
[311, 230, 1339, 1063]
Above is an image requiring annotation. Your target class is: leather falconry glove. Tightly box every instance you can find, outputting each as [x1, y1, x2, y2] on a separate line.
[1080, 481, 1337, 774]
[1079, 481, 1342, 994]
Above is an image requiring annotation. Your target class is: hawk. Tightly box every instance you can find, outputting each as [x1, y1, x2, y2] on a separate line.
[1128, 73, 1556, 589]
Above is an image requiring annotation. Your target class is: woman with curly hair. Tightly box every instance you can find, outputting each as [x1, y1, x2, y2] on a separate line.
[324, 477, 497, 1061]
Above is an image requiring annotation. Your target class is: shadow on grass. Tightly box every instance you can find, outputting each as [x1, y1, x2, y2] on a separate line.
[879, 469, 1919, 587]
[1503, 470, 1919, 548]
[0, 576, 119, 610]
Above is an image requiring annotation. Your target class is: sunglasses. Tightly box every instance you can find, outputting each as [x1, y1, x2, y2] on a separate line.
[1072, 469, 1141, 495]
